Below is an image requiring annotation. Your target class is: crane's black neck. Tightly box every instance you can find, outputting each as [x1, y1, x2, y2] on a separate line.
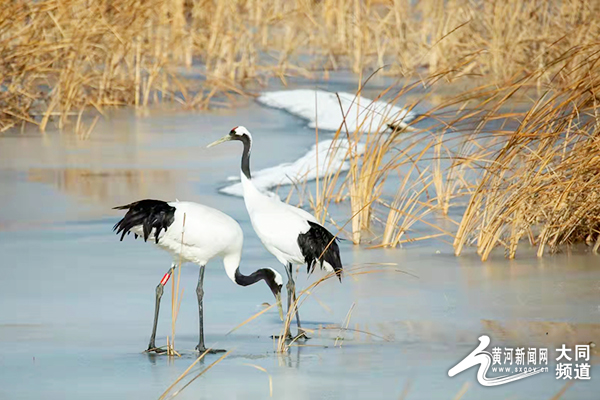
[239, 134, 251, 179]
[234, 267, 279, 295]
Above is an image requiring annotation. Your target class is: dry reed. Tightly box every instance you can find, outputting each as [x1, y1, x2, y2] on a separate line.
[3, 0, 599, 132]
[276, 264, 412, 352]
[167, 213, 187, 356]
[158, 348, 231, 400]
[304, 42, 600, 260]
[453, 45, 600, 260]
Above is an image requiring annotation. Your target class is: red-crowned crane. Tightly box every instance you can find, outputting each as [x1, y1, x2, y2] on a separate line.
[113, 199, 283, 353]
[207, 126, 343, 339]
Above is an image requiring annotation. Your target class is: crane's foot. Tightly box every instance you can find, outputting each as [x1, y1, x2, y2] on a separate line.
[271, 330, 310, 341]
[271, 334, 292, 340]
[145, 345, 167, 354]
[291, 329, 310, 342]
[196, 345, 227, 354]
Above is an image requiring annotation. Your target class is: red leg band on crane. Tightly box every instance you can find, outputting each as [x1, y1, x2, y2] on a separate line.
[160, 273, 171, 286]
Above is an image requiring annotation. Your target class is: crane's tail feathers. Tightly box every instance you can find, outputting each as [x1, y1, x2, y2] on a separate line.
[112, 199, 176, 244]
[298, 221, 343, 282]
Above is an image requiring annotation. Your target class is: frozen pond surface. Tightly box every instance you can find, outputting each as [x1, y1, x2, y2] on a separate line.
[0, 75, 599, 399]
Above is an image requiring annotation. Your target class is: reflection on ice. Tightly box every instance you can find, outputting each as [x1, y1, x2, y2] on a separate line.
[28, 168, 177, 204]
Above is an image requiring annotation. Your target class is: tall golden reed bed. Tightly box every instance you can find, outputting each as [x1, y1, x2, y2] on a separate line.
[1, 0, 599, 132]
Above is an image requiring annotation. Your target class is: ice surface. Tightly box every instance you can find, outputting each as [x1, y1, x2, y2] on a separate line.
[1, 106, 598, 400]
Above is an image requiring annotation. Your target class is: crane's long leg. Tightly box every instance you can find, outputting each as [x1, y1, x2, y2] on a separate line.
[283, 263, 294, 338]
[196, 264, 207, 351]
[291, 288, 307, 336]
[195, 265, 226, 354]
[285, 263, 309, 340]
[147, 264, 176, 353]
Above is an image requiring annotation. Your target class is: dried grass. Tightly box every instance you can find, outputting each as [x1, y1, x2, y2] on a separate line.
[3, 0, 599, 132]
[307, 42, 600, 260]
[158, 348, 231, 400]
[454, 46, 600, 259]
[167, 213, 187, 356]
[276, 264, 413, 352]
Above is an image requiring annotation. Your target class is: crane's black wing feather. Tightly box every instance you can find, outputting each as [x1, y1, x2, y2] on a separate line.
[297, 221, 343, 281]
[113, 200, 175, 244]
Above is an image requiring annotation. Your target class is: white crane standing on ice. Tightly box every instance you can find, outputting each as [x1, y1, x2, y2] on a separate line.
[113, 199, 283, 353]
[207, 126, 343, 339]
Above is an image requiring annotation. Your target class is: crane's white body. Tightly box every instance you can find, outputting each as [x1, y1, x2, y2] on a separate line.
[205, 125, 342, 338]
[115, 197, 285, 351]
[129, 201, 243, 282]
[241, 174, 334, 272]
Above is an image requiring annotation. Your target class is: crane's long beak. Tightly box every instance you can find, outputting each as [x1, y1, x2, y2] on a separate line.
[207, 135, 231, 148]
[275, 292, 283, 321]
